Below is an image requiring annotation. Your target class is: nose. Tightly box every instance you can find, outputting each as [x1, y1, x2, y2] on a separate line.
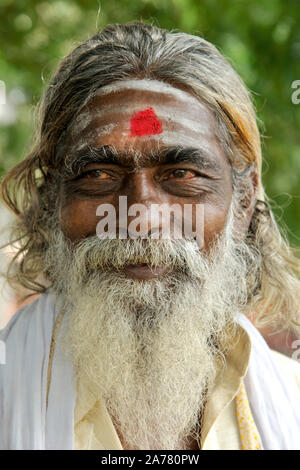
[118, 170, 173, 238]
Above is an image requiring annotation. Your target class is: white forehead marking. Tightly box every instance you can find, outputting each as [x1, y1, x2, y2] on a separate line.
[71, 112, 93, 136]
[73, 123, 117, 153]
[71, 103, 211, 138]
[148, 131, 214, 155]
[73, 129, 213, 158]
[70, 79, 206, 136]
[72, 118, 212, 155]
[93, 79, 201, 105]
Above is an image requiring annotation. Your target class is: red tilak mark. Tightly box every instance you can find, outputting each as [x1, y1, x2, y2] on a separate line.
[130, 107, 163, 137]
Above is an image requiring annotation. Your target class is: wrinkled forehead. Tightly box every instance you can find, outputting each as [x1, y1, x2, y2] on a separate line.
[68, 79, 217, 138]
[58, 79, 227, 172]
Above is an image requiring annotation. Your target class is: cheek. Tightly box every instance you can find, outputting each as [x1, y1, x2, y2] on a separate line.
[59, 200, 99, 242]
[203, 204, 231, 249]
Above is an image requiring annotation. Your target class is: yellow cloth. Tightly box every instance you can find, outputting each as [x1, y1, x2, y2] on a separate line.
[235, 381, 262, 449]
[74, 323, 260, 450]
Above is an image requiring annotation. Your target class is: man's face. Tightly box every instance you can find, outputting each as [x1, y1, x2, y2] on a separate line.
[59, 80, 233, 280]
[48, 81, 256, 450]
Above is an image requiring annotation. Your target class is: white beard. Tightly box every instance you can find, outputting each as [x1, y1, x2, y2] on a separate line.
[45, 206, 253, 450]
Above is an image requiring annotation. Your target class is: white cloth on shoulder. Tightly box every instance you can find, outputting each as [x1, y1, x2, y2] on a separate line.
[0, 291, 74, 450]
[0, 291, 299, 449]
[237, 314, 300, 450]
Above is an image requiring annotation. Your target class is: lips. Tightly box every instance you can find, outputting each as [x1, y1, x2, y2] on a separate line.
[123, 263, 169, 280]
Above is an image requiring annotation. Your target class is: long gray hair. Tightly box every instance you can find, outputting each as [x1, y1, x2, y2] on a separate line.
[1, 22, 299, 332]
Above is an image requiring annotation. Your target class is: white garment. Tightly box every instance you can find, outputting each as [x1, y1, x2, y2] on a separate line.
[0, 291, 74, 449]
[238, 315, 300, 449]
[0, 291, 299, 449]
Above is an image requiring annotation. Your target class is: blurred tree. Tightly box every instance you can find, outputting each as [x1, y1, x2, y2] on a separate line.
[0, 0, 299, 245]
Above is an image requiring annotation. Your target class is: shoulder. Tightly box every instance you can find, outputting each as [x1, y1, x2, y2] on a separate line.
[270, 349, 300, 391]
[0, 290, 61, 342]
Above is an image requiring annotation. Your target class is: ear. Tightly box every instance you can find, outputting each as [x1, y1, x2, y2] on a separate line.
[233, 168, 258, 240]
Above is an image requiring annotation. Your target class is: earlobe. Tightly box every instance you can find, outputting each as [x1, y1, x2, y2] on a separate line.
[232, 168, 258, 240]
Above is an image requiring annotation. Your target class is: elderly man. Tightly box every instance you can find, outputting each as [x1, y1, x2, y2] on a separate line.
[1, 22, 300, 450]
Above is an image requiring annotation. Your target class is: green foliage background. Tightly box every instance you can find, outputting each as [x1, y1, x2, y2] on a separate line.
[0, 0, 299, 244]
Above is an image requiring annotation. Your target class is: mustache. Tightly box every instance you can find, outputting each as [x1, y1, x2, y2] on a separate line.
[65, 236, 207, 273]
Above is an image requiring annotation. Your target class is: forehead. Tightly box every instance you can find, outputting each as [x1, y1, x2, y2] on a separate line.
[65, 79, 228, 167]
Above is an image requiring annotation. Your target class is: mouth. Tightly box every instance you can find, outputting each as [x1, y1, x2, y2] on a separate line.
[123, 263, 170, 280]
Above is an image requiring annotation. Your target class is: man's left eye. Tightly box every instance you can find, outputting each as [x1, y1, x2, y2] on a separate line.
[168, 169, 196, 179]
[83, 169, 111, 179]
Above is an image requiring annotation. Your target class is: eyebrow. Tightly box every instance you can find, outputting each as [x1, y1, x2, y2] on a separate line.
[64, 144, 223, 177]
